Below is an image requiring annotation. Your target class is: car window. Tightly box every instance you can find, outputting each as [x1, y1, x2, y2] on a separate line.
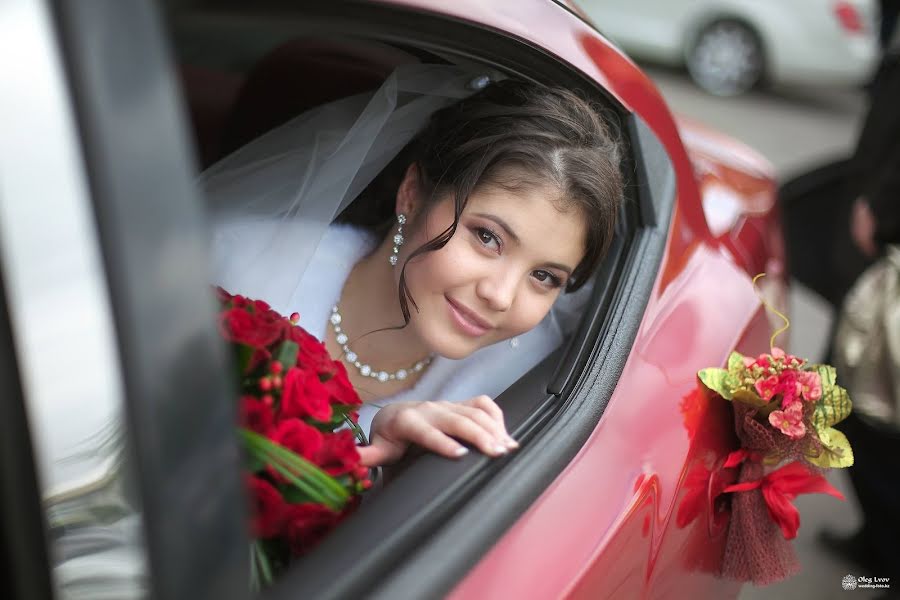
[157, 3, 675, 598]
[5, 1, 675, 598]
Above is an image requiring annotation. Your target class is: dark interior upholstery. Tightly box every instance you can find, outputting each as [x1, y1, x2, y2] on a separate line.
[180, 37, 417, 168]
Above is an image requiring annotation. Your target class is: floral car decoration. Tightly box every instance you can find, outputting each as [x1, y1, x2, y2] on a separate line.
[216, 287, 370, 588]
[680, 278, 854, 585]
[690, 346, 854, 584]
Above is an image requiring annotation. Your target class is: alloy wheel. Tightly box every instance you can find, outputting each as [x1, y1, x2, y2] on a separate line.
[686, 20, 764, 96]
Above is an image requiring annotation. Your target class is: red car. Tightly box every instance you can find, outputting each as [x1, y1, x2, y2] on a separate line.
[0, 0, 783, 598]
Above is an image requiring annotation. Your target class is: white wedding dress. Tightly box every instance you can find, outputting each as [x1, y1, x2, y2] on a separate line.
[213, 218, 587, 437]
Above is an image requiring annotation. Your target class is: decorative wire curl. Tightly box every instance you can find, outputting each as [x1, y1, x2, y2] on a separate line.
[752, 273, 791, 350]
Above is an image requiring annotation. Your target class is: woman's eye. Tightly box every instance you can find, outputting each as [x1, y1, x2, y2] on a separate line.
[532, 270, 563, 288]
[474, 227, 501, 251]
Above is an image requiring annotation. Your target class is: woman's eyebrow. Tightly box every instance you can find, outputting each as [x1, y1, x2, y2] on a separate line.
[472, 212, 574, 274]
[543, 261, 573, 276]
[472, 212, 521, 244]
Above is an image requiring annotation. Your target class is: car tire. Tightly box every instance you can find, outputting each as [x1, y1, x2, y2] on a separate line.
[685, 19, 764, 96]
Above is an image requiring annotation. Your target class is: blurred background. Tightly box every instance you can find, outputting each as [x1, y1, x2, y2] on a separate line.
[575, 0, 896, 598]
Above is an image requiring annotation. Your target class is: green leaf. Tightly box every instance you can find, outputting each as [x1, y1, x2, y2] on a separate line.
[235, 344, 255, 375]
[281, 486, 314, 505]
[732, 388, 770, 410]
[240, 429, 349, 510]
[811, 372, 852, 432]
[253, 542, 274, 586]
[727, 352, 747, 375]
[814, 364, 837, 388]
[244, 452, 266, 473]
[274, 340, 299, 372]
[698, 368, 734, 399]
[250, 545, 259, 592]
[807, 426, 854, 468]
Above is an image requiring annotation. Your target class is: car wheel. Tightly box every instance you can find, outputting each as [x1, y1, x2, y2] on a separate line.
[686, 19, 764, 96]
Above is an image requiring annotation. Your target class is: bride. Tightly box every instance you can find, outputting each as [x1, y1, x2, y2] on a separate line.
[208, 64, 624, 467]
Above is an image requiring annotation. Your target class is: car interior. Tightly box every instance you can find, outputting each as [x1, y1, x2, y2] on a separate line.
[8, 1, 675, 597]
[160, 4, 673, 597]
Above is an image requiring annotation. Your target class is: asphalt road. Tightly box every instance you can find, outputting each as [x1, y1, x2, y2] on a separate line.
[644, 66, 886, 600]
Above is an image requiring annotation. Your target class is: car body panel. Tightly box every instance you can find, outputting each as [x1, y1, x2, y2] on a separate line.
[578, 0, 879, 87]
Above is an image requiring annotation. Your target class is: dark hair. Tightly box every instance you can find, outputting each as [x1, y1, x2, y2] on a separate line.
[338, 78, 624, 323]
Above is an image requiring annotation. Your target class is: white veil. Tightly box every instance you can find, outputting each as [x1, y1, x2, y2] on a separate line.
[204, 63, 498, 310]
[202, 61, 595, 434]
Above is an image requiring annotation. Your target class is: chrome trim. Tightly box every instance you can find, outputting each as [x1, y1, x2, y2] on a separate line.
[0, 0, 149, 597]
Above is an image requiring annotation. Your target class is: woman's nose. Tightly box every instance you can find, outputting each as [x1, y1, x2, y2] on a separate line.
[475, 270, 517, 312]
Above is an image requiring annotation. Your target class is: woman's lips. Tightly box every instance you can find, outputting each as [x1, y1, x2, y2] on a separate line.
[445, 297, 492, 337]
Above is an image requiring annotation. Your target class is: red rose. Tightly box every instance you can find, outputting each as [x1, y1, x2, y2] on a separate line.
[280, 366, 333, 422]
[270, 419, 324, 462]
[284, 503, 341, 555]
[316, 430, 361, 477]
[291, 326, 338, 376]
[247, 476, 286, 539]
[239, 395, 274, 435]
[250, 298, 272, 313]
[321, 361, 361, 406]
[219, 307, 284, 349]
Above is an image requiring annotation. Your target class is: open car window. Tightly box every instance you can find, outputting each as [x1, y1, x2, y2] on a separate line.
[23, 1, 677, 598]
[162, 2, 675, 597]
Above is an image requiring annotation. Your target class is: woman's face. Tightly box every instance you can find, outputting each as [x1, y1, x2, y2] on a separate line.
[397, 181, 588, 360]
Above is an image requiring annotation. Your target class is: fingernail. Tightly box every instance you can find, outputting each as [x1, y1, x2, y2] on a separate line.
[493, 444, 509, 455]
[505, 437, 519, 449]
[454, 447, 469, 457]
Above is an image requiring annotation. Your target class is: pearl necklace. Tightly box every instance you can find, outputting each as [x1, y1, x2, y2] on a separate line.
[329, 304, 433, 383]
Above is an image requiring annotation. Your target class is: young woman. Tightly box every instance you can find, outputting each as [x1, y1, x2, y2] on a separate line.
[210, 72, 625, 467]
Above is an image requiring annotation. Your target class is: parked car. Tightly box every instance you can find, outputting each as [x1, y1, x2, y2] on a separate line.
[578, 0, 881, 95]
[0, 0, 785, 598]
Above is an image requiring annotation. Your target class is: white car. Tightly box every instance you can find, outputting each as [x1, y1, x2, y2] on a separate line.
[579, 0, 881, 95]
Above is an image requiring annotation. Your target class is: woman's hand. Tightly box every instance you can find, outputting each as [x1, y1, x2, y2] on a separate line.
[852, 196, 878, 258]
[356, 395, 519, 467]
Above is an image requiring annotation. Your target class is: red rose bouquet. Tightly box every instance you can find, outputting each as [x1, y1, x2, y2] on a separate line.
[215, 287, 370, 588]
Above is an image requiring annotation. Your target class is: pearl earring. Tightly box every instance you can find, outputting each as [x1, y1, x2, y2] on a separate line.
[389, 213, 406, 267]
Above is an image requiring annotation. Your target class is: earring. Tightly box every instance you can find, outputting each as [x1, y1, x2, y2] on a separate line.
[389, 213, 406, 267]
[509, 337, 520, 349]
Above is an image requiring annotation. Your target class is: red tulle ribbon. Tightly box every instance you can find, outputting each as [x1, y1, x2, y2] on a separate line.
[723, 461, 845, 540]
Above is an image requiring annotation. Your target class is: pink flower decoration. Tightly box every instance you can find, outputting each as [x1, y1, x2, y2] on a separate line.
[797, 371, 822, 402]
[778, 370, 802, 407]
[751, 354, 772, 370]
[769, 402, 806, 439]
[755, 375, 780, 401]
[773, 346, 805, 367]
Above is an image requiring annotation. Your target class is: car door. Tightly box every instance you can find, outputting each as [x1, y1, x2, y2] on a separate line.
[0, 1, 247, 598]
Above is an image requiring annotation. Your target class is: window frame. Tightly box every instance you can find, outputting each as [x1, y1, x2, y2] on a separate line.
[156, 3, 676, 599]
[48, 1, 250, 599]
[31, 1, 679, 598]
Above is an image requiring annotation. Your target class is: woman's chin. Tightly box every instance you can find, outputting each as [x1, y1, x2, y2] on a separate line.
[436, 346, 476, 361]
[427, 330, 502, 360]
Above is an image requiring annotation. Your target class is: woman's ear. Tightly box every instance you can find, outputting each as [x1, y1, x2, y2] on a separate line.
[395, 163, 421, 219]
